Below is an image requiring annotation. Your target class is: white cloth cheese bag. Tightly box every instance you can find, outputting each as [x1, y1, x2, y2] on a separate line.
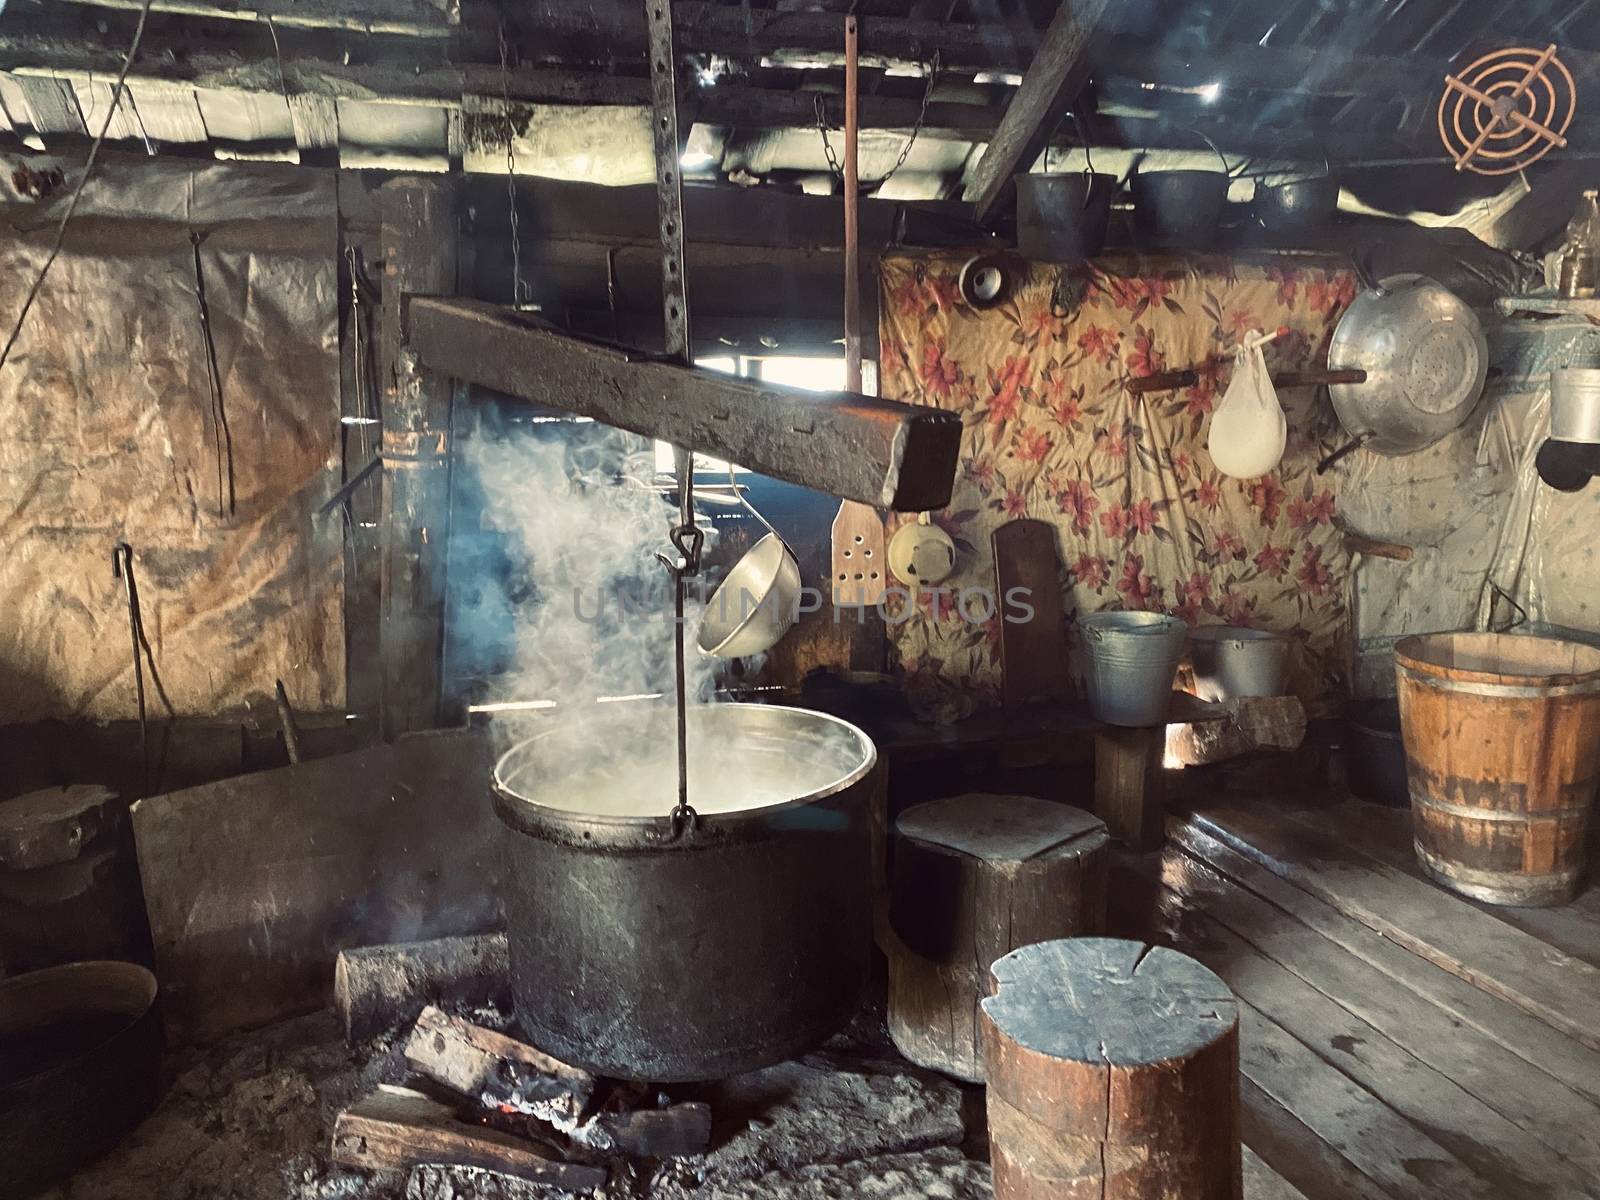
[1208, 342, 1286, 479]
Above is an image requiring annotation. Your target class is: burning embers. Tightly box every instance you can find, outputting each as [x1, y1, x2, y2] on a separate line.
[331, 1005, 711, 1190]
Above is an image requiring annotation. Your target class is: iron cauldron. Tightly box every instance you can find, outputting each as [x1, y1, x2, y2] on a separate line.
[492, 702, 877, 1081]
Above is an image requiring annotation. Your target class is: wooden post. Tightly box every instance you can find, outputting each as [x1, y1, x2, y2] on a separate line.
[982, 938, 1242, 1199]
[377, 177, 457, 740]
[888, 794, 1108, 1082]
[1093, 725, 1167, 850]
[966, 0, 1117, 224]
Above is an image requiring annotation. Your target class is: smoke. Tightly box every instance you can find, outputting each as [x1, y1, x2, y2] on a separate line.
[455, 422, 721, 763]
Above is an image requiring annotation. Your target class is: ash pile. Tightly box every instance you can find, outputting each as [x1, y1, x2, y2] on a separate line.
[44, 931, 990, 1200]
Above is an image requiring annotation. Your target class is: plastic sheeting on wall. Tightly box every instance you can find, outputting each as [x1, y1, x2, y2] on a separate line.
[0, 154, 344, 723]
[1335, 315, 1600, 694]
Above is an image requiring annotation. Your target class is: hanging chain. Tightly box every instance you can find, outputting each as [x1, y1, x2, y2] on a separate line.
[498, 20, 527, 308]
[816, 49, 940, 187]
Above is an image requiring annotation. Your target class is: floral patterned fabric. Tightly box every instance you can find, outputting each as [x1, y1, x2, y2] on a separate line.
[878, 251, 1359, 720]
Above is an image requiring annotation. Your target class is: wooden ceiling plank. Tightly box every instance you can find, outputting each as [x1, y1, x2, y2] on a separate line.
[288, 92, 339, 165]
[13, 74, 84, 137]
[967, 0, 1118, 224]
[46, 0, 457, 36]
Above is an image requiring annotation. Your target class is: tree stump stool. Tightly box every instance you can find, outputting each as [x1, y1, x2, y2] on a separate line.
[981, 938, 1241, 1200]
[887, 794, 1108, 1082]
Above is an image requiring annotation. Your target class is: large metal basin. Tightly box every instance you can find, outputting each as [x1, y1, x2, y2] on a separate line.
[492, 703, 877, 1081]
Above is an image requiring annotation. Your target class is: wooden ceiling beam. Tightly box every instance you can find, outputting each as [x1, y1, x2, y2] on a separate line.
[37, 0, 456, 36]
[967, 0, 1117, 224]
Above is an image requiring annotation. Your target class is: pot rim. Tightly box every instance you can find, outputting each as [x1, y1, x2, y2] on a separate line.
[492, 702, 879, 833]
[0, 961, 158, 1089]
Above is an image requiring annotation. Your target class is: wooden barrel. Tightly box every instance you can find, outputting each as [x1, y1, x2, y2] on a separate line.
[1394, 632, 1600, 906]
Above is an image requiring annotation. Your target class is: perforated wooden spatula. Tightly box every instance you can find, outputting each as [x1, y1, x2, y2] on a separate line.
[831, 501, 886, 607]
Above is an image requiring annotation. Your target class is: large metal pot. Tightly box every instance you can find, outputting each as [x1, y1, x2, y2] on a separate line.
[2, 961, 163, 1195]
[492, 703, 877, 1082]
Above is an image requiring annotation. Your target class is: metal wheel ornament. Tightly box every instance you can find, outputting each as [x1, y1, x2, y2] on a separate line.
[1438, 44, 1576, 175]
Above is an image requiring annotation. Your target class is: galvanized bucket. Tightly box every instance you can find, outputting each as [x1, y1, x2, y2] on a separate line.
[1189, 625, 1291, 701]
[1078, 612, 1189, 726]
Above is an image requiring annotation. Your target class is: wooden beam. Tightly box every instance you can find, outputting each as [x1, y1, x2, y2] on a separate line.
[493, 3, 1033, 74]
[969, 0, 1116, 224]
[0, 20, 1001, 136]
[1093, 725, 1167, 851]
[406, 298, 963, 511]
[46, 0, 458, 36]
[377, 177, 457, 740]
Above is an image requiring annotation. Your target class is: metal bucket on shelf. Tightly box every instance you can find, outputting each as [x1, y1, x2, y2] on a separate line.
[1189, 625, 1291, 701]
[1015, 171, 1116, 261]
[1395, 631, 1600, 906]
[1077, 612, 1189, 727]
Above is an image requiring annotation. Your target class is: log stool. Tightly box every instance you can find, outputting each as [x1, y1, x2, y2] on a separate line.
[887, 794, 1108, 1082]
[981, 938, 1241, 1200]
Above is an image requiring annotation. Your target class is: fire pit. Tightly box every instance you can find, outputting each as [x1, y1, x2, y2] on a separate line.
[492, 702, 878, 1082]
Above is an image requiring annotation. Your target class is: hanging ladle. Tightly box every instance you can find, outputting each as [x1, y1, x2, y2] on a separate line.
[697, 467, 803, 658]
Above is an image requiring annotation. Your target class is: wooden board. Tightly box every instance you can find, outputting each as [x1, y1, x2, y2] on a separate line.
[1282, 799, 1600, 969]
[1172, 822, 1600, 1110]
[991, 518, 1069, 710]
[1242, 1146, 1311, 1200]
[1239, 1077, 1392, 1200]
[1238, 1001, 1504, 1200]
[131, 728, 501, 1041]
[1160, 842, 1600, 1181]
[331, 1085, 606, 1191]
[1149, 859, 1600, 1198]
[1191, 804, 1600, 1052]
[831, 500, 887, 607]
[966, 0, 1116, 223]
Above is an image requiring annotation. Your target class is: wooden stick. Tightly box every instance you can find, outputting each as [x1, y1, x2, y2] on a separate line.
[1128, 366, 1367, 395]
[332, 1085, 608, 1190]
[843, 13, 860, 395]
[579, 1103, 713, 1157]
[403, 1005, 595, 1126]
[334, 932, 510, 1043]
[1343, 533, 1414, 562]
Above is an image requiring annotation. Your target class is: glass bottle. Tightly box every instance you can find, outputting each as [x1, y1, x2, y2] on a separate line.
[1558, 189, 1600, 298]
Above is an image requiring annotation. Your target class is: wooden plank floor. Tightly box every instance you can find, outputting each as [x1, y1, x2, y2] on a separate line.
[1112, 791, 1600, 1200]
